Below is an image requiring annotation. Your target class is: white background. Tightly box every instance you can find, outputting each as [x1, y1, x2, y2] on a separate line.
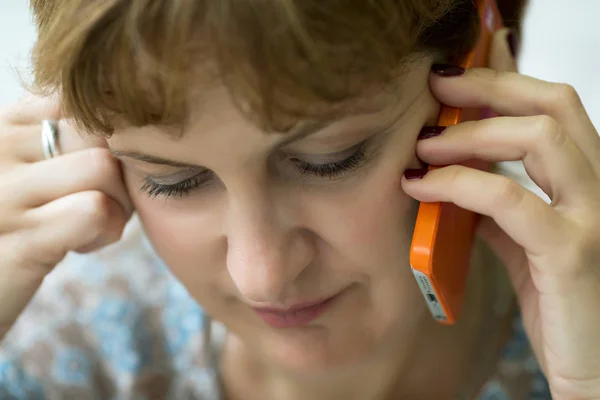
[0, 0, 36, 106]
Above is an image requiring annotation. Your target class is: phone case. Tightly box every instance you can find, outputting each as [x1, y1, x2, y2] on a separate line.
[409, 0, 504, 325]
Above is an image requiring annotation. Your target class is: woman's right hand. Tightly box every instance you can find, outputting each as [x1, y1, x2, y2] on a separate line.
[0, 96, 133, 339]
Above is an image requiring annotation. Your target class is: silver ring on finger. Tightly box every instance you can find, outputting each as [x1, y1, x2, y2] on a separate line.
[41, 119, 61, 159]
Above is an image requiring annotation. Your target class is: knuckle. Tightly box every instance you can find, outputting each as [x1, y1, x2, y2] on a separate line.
[84, 148, 119, 175]
[550, 83, 583, 110]
[76, 191, 115, 228]
[532, 115, 566, 148]
[495, 177, 525, 209]
[446, 165, 464, 181]
[442, 165, 467, 189]
[75, 191, 126, 243]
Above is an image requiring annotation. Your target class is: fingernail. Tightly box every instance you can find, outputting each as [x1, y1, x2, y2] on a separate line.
[431, 64, 465, 77]
[404, 168, 429, 180]
[418, 126, 445, 140]
[506, 29, 518, 58]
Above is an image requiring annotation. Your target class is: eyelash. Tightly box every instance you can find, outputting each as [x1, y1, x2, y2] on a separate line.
[292, 146, 367, 179]
[140, 176, 203, 198]
[140, 145, 368, 198]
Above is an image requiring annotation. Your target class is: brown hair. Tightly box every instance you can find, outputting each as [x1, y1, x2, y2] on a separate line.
[28, 0, 514, 135]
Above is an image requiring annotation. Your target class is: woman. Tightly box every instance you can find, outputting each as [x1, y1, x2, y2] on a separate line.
[0, 0, 598, 398]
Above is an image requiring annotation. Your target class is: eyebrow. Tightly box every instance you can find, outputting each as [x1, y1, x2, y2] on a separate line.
[109, 118, 343, 167]
[110, 150, 198, 168]
[276, 118, 339, 147]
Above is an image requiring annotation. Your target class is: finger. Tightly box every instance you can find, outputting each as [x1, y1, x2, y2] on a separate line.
[402, 165, 567, 255]
[0, 95, 60, 124]
[416, 116, 596, 202]
[477, 216, 529, 292]
[429, 68, 600, 161]
[25, 190, 130, 258]
[476, 215, 547, 368]
[488, 28, 518, 73]
[3, 119, 107, 164]
[0, 191, 129, 332]
[3, 148, 133, 216]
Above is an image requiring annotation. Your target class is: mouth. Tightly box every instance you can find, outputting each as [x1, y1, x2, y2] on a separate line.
[252, 291, 343, 329]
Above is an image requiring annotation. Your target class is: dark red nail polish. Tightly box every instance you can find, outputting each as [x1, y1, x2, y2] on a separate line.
[418, 126, 445, 140]
[404, 168, 429, 180]
[506, 30, 518, 58]
[431, 64, 465, 77]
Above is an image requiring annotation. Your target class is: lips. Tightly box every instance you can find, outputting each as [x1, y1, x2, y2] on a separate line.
[252, 293, 340, 329]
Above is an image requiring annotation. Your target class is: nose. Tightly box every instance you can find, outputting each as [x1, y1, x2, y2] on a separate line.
[226, 188, 315, 304]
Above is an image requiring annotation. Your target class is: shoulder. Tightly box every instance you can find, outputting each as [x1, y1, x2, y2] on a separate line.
[0, 217, 218, 399]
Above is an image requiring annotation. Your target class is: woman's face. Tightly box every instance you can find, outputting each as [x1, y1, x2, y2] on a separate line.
[108, 58, 439, 372]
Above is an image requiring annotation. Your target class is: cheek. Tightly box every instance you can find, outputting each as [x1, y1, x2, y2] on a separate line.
[304, 138, 420, 281]
[293, 155, 423, 350]
[129, 187, 229, 299]
[310, 170, 416, 277]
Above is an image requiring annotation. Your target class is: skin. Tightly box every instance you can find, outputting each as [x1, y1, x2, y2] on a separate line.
[108, 57, 495, 400]
[113, 59, 434, 371]
[1, 28, 599, 400]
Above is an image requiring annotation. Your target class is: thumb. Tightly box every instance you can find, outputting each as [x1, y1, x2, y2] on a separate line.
[489, 27, 519, 73]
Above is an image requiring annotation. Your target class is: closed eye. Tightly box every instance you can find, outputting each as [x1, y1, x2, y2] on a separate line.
[291, 144, 367, 180]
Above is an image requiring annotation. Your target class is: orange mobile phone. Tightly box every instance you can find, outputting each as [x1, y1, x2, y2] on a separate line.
[409, 0, 504, 325]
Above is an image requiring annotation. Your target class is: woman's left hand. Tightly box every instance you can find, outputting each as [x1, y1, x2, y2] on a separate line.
[402, 29, 600, 399]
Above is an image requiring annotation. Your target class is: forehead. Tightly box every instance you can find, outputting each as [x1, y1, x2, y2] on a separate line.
[171, 59, 431, 135]
[107, 62, 432, 166]
[103, 57, 433, 162]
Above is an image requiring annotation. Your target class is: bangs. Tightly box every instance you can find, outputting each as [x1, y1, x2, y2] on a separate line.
[29, 0, 469, 136]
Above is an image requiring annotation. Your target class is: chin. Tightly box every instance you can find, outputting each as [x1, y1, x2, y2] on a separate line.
[258, 329, 374, 374]
[238, 289, 418, 376]
[248, 308, 399, 376]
